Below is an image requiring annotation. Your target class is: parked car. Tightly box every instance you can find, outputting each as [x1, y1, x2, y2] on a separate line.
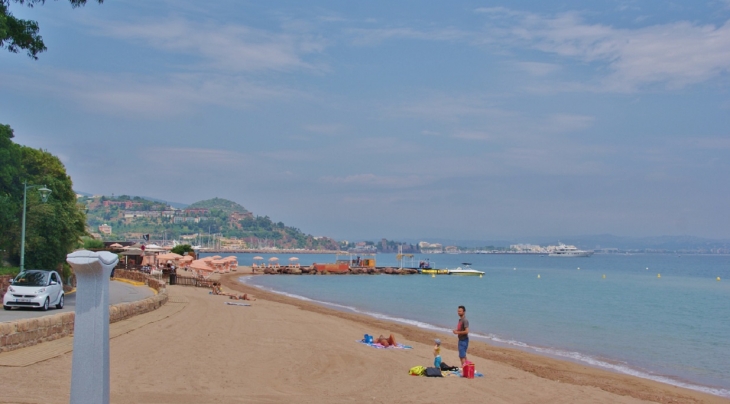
[3, 270, 64, 311]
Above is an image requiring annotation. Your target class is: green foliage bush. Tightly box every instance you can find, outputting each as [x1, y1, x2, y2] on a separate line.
[171, 244, 194, 255]
[82, 237, 105, 249]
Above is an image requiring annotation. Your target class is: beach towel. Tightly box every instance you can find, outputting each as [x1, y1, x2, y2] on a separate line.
[357, 340, 413, 349]
[225, 302, 251, 307]
[445, 370, 484, 378]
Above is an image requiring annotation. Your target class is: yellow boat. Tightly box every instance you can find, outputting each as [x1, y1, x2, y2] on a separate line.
[420, 269, 450, 275]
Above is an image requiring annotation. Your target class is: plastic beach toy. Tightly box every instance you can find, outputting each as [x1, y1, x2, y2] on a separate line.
[463, 361, 475, 379]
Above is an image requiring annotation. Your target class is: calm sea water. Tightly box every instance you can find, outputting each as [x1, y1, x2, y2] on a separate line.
[204, 252, 730, 396]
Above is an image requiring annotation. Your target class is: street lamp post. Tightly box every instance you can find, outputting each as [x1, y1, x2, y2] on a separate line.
[19, 181, 52, 271]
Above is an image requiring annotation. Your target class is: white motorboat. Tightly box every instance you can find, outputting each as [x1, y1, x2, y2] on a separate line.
[548, 243, 593, 257]
[448, 263, 485, 276]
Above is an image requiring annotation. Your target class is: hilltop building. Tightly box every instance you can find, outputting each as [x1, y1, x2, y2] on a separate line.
[98, 224, 112, 235]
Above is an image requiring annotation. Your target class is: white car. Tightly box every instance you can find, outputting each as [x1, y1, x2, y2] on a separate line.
[3, 270, 65, 311]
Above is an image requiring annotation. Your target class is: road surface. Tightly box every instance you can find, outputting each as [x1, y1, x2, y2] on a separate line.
[1, 279, 155, 323]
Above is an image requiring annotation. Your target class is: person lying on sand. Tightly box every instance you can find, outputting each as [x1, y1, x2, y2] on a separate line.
[376, 334, 397, 347]
[229, 293, 256, 301]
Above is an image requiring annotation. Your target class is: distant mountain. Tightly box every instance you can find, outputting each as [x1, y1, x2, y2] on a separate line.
[76, 192, 189, 209]
[401, 235, 730, 252]
[187, 197, 247, 213]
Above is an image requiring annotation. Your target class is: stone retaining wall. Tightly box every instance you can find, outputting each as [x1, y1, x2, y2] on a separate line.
[0, 273, 168, 354]
[0, 312, 76, 353]
[114, 269, 165, 291]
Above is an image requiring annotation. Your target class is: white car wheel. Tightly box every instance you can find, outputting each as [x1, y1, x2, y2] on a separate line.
[42, 297, 49, 311]
[56, 294, 64, 309]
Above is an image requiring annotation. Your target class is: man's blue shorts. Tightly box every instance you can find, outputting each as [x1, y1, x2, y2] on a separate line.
[458, 338, 469, 358]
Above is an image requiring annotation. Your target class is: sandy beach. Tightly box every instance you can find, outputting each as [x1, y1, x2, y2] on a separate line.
[0, 267, 727, 404]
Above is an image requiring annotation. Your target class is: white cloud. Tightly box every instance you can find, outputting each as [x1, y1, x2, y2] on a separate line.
[0, 69, 300, 117]
[477, 9, 730, 91]
[392, 94, 513, 122]
[347, 27, 467, 45]
[320, 173, 430, 188]
[546, 114, 595, 132]
[303, 123, 348, 136]
[92, 17, 326, 73]
[515, 61, 561, 76]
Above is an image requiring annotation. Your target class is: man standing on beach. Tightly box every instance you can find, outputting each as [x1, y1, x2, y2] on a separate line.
[453, 305, 469, 366]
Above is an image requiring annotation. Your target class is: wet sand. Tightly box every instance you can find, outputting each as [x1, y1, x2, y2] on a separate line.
[0, 267, 726, 403]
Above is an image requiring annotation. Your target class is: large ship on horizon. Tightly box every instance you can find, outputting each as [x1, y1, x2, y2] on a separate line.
[549, 243, 594, 257]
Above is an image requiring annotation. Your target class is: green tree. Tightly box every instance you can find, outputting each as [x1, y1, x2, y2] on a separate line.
[0, 123, 87, 269]
[0, 124, 22, 260]
[1, 0, 103, 59]
[81, 237, 104, 249]
[171, 244, 194, 255]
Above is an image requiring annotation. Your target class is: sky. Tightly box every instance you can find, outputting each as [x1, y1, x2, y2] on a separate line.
[2, 0, 729, 241]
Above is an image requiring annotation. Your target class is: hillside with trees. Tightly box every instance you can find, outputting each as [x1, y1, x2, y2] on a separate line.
[186, 197, 247, 214]
[83, 196, 338, 250]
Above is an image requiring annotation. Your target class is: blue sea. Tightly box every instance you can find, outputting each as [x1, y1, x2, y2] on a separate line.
[203, 252, 730, 397]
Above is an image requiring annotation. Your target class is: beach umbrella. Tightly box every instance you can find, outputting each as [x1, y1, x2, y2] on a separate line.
[268, 257, 279, 262]
[253, 256, 264, 260]
[157, 252, 183, 261]
[289, 257, 299, 262]
[181, 255, 193, 261]
[109, 243, 124, 249]
[210, 255, 222, 259]
[190, 260, 214, 274]
[201, 256, 215, 262]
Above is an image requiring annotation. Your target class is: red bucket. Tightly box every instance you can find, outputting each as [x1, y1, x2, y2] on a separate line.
[463, 361, 475, 379]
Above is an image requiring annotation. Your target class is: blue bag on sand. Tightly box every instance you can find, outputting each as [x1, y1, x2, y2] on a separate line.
[364, 334, 373, 344]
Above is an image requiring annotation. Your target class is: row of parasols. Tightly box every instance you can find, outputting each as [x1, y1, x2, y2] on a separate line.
[188, 255, 239, 278]
[252, 256, 300, 270]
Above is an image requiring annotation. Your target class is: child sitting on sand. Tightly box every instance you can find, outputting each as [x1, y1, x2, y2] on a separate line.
[210, 283, 223, 295]
[433, 339, 442, 368]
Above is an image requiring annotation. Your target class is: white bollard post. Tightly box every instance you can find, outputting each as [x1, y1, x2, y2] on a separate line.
[66, 250, 119, 404]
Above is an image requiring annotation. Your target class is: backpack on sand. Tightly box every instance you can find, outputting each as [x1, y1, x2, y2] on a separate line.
[409, 366, 426, 376]
[424, 367, 443, 377]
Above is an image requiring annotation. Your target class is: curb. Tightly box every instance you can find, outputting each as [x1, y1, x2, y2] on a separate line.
[112, 278, 158, 295]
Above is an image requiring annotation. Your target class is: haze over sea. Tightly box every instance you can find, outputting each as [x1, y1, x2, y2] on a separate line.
[214, 252, 728, 397]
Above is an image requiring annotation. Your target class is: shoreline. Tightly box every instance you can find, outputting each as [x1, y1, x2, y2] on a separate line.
[221, 270, 729, 404]
[238, 275, 729, 397]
